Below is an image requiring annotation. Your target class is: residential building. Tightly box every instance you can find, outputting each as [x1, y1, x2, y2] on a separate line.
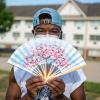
[0, 0, 100, 58]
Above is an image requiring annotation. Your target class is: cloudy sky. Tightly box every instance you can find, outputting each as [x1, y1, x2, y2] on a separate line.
[6, 0, 100, 6]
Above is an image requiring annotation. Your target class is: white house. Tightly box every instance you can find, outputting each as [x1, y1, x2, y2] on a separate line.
[0, 0, 100, 58]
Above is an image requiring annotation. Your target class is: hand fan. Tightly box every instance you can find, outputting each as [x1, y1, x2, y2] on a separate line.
[8, 37, 86, 81]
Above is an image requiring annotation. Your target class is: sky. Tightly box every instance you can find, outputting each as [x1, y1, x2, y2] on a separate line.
[6, 0, 100, 6]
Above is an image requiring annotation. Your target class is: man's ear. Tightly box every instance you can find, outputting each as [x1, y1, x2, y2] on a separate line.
[59, 31, 62, 39]
[32, 29, 34, 35]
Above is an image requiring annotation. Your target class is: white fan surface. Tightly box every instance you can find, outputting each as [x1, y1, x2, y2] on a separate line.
[8, 37, 86, 80]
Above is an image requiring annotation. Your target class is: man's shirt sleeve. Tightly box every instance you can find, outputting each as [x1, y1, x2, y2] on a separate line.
[61, 69, 86, 98]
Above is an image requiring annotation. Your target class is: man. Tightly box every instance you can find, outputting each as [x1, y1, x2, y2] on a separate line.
[6, 8, 86, 100]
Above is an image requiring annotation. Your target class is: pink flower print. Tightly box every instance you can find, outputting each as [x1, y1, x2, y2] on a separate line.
[31, 59, 37, 65]
[53, 49, 63, 59]
[60, 58, 68, 67]
[42, 49, 52, 58]
[56, 57, 68, 67]
[24, 57, 33, 67]
[24, 61, 30, 67]
[36, 48, 44, 57]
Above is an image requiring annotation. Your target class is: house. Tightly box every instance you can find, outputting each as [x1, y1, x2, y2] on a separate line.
[0, 0, 100, 58]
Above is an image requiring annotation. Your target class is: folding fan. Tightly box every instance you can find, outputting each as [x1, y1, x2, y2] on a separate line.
[8, 37, 86, 81]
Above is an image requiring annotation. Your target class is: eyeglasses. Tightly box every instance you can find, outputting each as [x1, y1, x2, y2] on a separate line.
[34, 28, 61, 36]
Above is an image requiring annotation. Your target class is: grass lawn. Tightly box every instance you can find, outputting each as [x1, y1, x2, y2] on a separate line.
[0, 70, 10, 100]
[0, 51, 13, 57]
[85, 82, 100, 100]
[0, 70, 100, 100]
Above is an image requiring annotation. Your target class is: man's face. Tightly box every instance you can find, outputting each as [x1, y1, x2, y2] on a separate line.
[32, 24, 61, 37]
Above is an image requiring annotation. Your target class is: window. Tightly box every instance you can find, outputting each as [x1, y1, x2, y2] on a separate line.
[77, 26, 81, 29]
[93, 41, 97, 44]
[74, 21, 84, 29]
[62, 20, 66, 26]
[90, 21, 100, 29]
[90, 35, 100, 41]
[12, 32, 20, 39]
[94, 26, 98, 30]
[25, 20, 32, 28]
[0, 33, 6, 39]
[74, 34, 83, 40]
[89, 49, 100, 57]
[62, 33, 65, 39]
[25, 32, 33, 37]
[14, 20, 20, 28]
[25, 32, 33, 40]
[90, 21, 100, 26]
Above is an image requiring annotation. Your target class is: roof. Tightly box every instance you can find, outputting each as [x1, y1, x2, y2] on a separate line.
[75, 1, 100, 16]
[7, 1, 100, 17]
[7, 4, 61, 17]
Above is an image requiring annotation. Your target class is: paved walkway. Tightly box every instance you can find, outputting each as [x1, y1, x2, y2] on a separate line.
[83, 61, 100, 83]
[0, 57, 100, 83]
[0, 57, 12, 71]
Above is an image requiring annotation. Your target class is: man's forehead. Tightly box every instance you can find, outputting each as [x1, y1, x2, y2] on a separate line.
[35, 24, 60, 29]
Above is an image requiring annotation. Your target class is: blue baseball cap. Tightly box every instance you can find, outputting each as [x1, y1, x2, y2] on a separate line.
[32, 8, 62, 28]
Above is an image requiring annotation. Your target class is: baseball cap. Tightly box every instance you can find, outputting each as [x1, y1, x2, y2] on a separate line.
[32, 8, 62, 28]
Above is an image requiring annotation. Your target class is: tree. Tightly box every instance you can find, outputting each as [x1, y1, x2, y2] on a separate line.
[0, 0, 14, 33]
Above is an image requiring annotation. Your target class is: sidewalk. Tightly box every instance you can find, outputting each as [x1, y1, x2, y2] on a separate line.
[83, 61, 100, 83]
[0, 57, 12, 71]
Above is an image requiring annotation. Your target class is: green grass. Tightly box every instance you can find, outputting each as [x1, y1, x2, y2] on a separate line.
[0, 70, 9, 100]
[0, 70, 9, 92]
[0, 51, 13, 57]
[85, 82, 100, 100]
[86, 57, 100, 62]
[0, 70, 100, 100]
[0, 76, 9, 92]
[85, 82, 100, 93]
[0, 52, 12, 57]
[0, 70, 10, 74]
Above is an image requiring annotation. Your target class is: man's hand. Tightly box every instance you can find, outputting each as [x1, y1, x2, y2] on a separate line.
[47, 78, 65, 98]
[26, 76, 45, 98]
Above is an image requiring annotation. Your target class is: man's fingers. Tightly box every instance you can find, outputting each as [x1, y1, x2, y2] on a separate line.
[26, 76, 44, 85]
[53, 80, 65, 90]
[26, 76, 46, 97]
[27, 86, 43, 96]
[27, 83, 44, 96]
[47, 82, 60, 93]
[48, 78, 64, 85]
[30, 82, 45, 88]
[26, 81, 45, 92]
[47, 80, 65, 90]
[27, 84, 43, 90]
[47, 78, 65, 96]
[49, 86, 59, 96]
